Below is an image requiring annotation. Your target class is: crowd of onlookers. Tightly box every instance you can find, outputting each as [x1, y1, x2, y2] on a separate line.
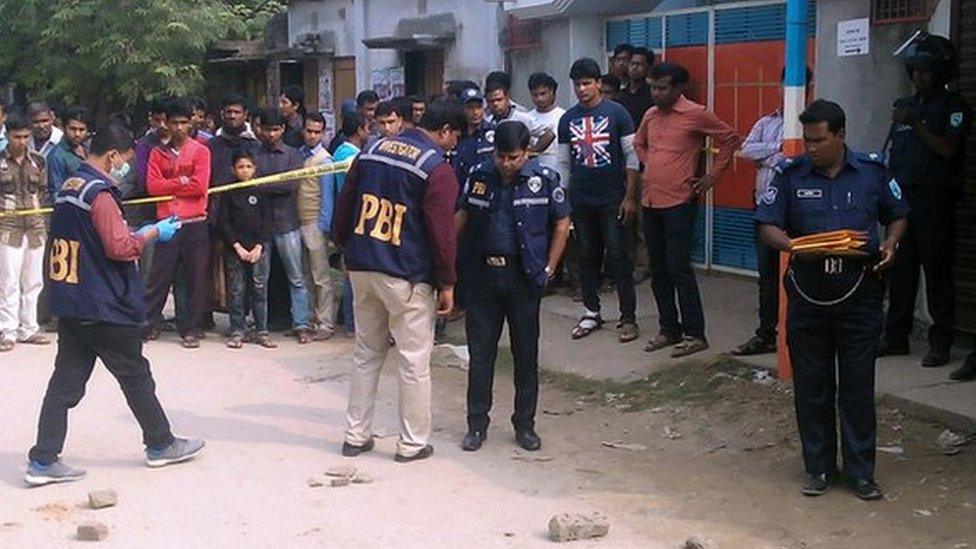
[2, 37, 973, 386]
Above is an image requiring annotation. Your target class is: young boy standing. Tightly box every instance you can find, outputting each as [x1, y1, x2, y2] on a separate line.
[218, 150, 276, 349]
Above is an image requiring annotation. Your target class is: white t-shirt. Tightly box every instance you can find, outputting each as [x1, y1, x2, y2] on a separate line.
[526, 106, 566, 170]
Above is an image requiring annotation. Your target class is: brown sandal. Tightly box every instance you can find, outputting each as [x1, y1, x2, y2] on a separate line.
[18, 334, 50, 345]
[226, 335, 244, 349]
[256, 333, 278, 349]
[644, 334, 681, 353]
[618, 322, 639, 343]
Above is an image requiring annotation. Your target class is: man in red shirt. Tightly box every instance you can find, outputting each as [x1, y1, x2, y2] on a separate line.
[635, 63, 739, 358]
[144, 99, 213, 348]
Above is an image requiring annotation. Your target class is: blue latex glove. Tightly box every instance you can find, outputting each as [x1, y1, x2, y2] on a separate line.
[154, 216, 182, 242]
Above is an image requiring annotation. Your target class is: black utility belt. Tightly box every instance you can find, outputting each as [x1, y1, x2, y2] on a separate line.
[484, 255, 519, 268]
[789, 254, 872, 275]
[788, 255, 876, 307]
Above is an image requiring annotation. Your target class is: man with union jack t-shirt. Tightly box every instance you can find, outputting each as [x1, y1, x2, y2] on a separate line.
[557, 57, 641, 344]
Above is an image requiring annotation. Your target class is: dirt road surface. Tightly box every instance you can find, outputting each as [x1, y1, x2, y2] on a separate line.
[1, 328, 973, 548]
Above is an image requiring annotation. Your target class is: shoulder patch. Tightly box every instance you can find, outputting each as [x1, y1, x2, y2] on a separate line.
[888, 178, 903, 200]
[470, 181, 488, 196]
[761, 185, 778, 206]
[552, 187, 566, 204]
[951, 112, 964, 128]
[527, 175, 543, 194]
[860, 152, 886, 167]
[60, 177, 86, 192]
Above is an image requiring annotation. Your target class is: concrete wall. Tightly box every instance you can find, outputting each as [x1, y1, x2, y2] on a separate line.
[508, 15, 606, 109]
[814, 0, 914, 152]
[290, 0, 505, 94]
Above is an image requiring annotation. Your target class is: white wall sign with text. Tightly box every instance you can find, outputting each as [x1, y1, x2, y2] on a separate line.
[837, 18, 870, 57]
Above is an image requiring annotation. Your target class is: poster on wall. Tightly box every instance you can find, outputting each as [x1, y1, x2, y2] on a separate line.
[371, 67, 406, 100]
[837, 18, 869, 57]
[318, 60, 334, 111]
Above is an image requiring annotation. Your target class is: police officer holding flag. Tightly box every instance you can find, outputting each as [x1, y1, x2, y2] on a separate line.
[756, 100, 908, 501]
[455, 121, 570, 452]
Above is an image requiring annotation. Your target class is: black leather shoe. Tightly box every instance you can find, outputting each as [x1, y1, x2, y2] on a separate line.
[949, 355, 976, 381]
[802, 473, 831, 496]
[395, 444, 434, 463]
[877, 339, 910, 357]
[732, 336, 776, 356]
[921, 347, 950, 368]
[341, 438, 374, 457]
[850, 478, 883, 501]
[462, 430, 487, 452]
[515, 429, 541, 451]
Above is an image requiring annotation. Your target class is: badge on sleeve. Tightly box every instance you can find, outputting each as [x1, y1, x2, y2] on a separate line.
[248, 195, 258, 205]
[888, 178, 903, 200]
[951, 112, 964, 128]
[552, 187, 566, 203]
[485, 130, 495, 144]
[761, 186, 778, 205]
[527, 176, 542, 194]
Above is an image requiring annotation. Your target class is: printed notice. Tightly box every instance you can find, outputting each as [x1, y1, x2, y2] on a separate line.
[837, 18, 869, 57]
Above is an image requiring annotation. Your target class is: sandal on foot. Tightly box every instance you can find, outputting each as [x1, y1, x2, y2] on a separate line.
[18, 334, 50, 345]
[226, 335, 244, 349]
[671, 336, 709, 358]
[296, 330, 312, 344]
[618, 322, 639, 343]
[180, 335, 200, 349]
[645, 334, 681, 353]
[571, 314, 603, 340]
[257, 333, 278, 349]
[0, 339, 14, 352]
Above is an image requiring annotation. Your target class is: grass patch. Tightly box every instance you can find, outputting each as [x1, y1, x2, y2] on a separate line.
[540, 355, 759, 412]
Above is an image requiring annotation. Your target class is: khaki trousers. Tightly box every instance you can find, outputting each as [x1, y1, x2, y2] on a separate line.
[300, 223, 336, 331]
[345, 271, 436, 457]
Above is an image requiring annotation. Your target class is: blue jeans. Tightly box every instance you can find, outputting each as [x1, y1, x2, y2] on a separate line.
[572, 203, 636, 323]
[225, 246, 270, 335]
[643, 202, 705, 339]
[271, 230, 311, 330]
[341, 275, 355, 330]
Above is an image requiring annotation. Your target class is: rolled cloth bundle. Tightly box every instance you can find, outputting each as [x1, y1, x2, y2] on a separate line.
[789, 230, 869, 257]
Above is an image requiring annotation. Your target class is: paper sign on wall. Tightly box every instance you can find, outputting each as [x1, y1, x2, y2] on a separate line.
[837, 18, 869, 57]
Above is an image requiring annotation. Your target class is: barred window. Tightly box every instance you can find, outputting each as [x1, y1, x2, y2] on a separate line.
[871, 0, 935, 25]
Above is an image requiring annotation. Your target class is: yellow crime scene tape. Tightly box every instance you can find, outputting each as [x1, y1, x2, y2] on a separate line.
[0, 160, 353, 219]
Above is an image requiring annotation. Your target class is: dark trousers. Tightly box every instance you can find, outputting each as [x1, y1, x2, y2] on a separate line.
[885, 188, 956, 349]
[225, 246, 270, 335]
[29, 319, 175, 464]
[465, 260, 541, 432]
[145, 222, 212, 337]
[787, 277, 882, 481]
[643, 202, 705, 339]
[573, 203, 636, 322]
[755, 224, 781, 342]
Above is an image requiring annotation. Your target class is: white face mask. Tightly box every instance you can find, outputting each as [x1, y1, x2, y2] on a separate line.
[110, 160, 131, 181]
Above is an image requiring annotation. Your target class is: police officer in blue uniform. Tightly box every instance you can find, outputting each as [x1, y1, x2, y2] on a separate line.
[24, 125, 204, 487]
[756, 100, 908, 500]
[455, 121, 571, 452]
[455, 88, 495, 185]
[880, 33, 972, 368]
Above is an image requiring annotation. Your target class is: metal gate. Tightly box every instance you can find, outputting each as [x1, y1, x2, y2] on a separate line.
[606, 0, 817, 274]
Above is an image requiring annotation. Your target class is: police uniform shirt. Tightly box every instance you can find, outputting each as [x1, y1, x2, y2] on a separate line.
[454, 120, 495, 186]
[888, 90, 972, 189]
[755, 151, 909, 252]
[460, 159, 571, 287]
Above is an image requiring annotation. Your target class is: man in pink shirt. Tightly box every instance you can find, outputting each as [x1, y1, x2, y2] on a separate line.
[635, 63, 739, 358]
[144, 99, 212, 348]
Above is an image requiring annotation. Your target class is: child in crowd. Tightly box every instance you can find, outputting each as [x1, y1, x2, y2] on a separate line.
[218, 150, 276, 349]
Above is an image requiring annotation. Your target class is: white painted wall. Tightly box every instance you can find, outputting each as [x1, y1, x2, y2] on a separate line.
[290, 0, 505, 94]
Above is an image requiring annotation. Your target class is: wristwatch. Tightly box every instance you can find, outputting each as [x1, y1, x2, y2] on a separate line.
[544, 265, 555, 280]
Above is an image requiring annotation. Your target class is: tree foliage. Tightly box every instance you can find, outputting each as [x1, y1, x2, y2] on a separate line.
[0, 0, 286, 115]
